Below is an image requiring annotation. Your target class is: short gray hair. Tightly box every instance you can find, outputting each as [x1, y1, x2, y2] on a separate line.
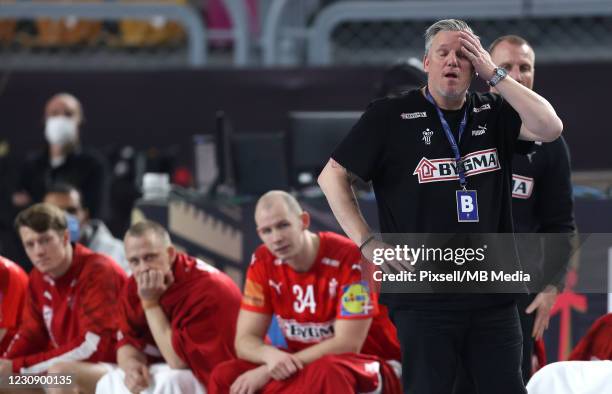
[424, 19, 474, 56]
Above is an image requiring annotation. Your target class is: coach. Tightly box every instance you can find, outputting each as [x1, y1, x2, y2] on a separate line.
[318, 19, 562, 394]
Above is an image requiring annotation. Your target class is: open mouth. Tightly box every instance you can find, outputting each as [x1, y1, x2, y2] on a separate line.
[444, 72, 459, 79]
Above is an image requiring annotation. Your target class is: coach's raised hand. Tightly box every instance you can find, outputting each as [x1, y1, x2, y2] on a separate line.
[458, 31, 497, 81]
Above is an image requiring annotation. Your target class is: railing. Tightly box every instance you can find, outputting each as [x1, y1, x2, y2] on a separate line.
[308, 1, 522, 65]
[0, 0, 252, 67]
[3, 0, 612, 67]
[294, 0, 612, 65]
[222, 0, 250, 66]
[260, 0, 316, 66]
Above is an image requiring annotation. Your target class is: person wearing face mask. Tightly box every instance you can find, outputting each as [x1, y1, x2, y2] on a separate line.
[11, 92, 109, 221]
[44, 182, 129, 274]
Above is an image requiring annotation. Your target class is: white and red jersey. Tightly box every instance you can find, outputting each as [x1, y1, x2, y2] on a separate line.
[242, 232, 401, 361]
[3, 243, 127, 373]
[117, 253, 242, 386]
[0, 256, 29, 354]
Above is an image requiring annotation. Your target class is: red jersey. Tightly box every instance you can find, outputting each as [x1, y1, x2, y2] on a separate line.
[569, 313, 612, 361]
[242, 232, 401, 361]
[4, 243, 127, 373]
[0, 256, 29, 354]
[117, 253, 242, 386]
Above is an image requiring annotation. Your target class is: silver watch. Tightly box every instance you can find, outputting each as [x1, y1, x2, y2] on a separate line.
[488, 67, 508, 87]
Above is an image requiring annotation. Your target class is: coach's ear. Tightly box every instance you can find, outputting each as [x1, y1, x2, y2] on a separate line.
[300, 211, 311, 230]
[423, 52, 430, 73]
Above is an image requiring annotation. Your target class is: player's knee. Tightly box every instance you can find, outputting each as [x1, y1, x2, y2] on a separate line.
[153, 367, 205, 394]
[529, 361, 566, 383]
[311, 354, 339, 367]
[309, 355, 346, 379]
[94, 369, 123, 394]
[155, 368, 191, 388]
[47, 361, 74, 375]
[209, 360, 242, 389]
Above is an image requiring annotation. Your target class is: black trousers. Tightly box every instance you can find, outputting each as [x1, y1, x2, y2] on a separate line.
[517, 294, 536, 383]
[393, 302, 526, 394]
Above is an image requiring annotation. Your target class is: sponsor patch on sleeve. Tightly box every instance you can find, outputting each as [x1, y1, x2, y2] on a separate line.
[340, 281, 373, 317]
[511, 174, 534, 199]
[243, 279, 265, 307]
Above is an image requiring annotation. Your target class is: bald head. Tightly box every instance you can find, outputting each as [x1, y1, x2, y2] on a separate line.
[255, 190, 303, 219]
[45, 93, 83, 125]
[488, 35, 534, 60]
[254, 190, 313, 262]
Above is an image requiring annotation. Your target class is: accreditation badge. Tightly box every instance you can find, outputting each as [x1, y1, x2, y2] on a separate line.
[456, 189, 479, 222]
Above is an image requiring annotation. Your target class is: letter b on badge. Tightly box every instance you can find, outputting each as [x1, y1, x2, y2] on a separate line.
[456, 190, 479, 222]
[461, 195, 473, 212]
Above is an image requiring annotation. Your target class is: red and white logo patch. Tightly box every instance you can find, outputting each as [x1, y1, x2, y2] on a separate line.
[511, 174, 534, 199]
[413, 148, 501, 183]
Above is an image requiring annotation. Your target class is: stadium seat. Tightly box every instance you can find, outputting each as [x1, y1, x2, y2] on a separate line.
[119, 0, 186, 47]
[0, 20, 16, 47]
[0, 0, 17, 47]
[34, 1, 103, 47]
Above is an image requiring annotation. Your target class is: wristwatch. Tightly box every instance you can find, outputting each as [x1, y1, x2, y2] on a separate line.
[487, 67, 508, 87]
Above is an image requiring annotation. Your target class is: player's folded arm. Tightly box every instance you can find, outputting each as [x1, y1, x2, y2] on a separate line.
[3, 299, 51, 371]
[11, 330, 115, 374]
[293, 317, 372, 365]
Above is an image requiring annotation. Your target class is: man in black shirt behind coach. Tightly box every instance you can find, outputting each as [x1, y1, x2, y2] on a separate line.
[318, 19, 563, 394]
[490, 35, 576, 383]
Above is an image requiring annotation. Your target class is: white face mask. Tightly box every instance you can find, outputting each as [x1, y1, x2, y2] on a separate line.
[45, 116, 78, 145]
